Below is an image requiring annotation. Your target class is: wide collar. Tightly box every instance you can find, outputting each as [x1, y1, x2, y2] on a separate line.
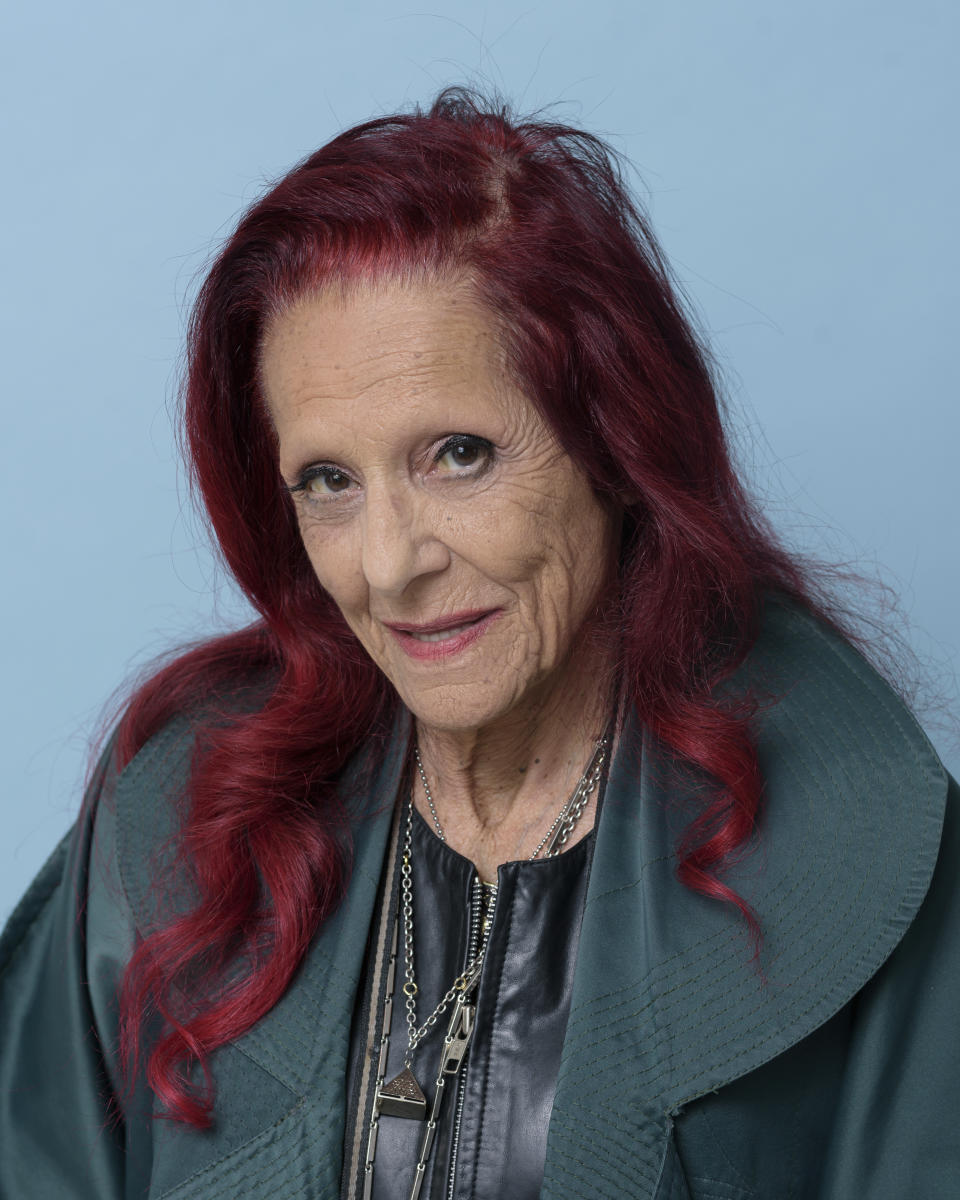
[116, 601, 948, 1199]
[543, 600, 947, 1196]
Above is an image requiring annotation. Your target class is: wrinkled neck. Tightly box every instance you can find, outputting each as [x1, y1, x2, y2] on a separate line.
[412, 632, 617, 878]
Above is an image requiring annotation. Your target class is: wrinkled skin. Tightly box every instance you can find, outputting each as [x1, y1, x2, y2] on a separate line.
[261, 277, 619, 877]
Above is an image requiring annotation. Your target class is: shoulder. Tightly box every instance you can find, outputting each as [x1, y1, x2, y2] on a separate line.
[663, 611, 960, 1197]
[590, 596, 951, 1090]
[107, 672, 277, 932]
[0, 733, 121, 975]
[733, 597, 949, 979]
[0, 700, 244, 955]
[740, 597, 947, 855]
[0, 734, 134, 1197]
[741, 593, 939, 757]
[109, 674, 403, 935]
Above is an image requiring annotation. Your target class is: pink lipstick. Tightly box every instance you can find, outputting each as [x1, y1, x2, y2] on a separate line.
[384, 609, 501, 661]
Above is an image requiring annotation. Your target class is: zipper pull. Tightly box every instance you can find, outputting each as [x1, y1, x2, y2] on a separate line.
[442, 1002, 476, 1075]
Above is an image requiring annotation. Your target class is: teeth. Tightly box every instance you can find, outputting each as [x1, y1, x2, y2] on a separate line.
[410, 620, 477, 643]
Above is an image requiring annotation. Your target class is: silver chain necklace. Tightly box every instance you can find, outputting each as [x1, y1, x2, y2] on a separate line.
[368, 731, 610, 1199]
[414, 734, 610, 862]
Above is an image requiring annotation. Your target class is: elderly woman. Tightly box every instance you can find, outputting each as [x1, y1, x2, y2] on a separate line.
[1, 90, 958, 1200]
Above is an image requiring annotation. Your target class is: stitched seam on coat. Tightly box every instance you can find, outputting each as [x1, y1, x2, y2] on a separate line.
[155, 1095, 308, 1198]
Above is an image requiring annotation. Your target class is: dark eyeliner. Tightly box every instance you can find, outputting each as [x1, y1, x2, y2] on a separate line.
[286, 464, 349, 495]
[434, 434, 495, 467]
[285, 467, 318, 495]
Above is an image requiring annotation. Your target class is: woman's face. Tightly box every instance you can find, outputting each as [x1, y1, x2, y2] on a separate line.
[261, 278, 619, 736]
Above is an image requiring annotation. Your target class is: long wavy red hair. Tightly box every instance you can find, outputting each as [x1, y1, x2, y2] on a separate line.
[117, 89, 816, 1125]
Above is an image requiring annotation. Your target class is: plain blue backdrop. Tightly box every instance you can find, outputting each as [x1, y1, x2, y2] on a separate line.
[2, 0, 957, 920]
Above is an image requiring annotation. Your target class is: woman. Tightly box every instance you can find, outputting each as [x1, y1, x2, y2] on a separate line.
[1, 90, 957, 1199]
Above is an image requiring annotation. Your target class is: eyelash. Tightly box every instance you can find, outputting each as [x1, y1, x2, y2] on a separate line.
[286, 464, 355, 498]
[433, 434, 495, 475]
[286, 434, 495, 499]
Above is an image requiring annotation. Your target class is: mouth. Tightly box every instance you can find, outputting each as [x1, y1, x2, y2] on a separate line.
[384, 609, 501, 659]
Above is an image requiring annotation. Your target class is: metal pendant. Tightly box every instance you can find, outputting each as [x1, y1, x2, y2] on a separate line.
[377, 1067, 427, 1120]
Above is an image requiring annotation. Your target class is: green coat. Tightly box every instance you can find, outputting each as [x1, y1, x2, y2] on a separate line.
[2, 601, 958, 1198]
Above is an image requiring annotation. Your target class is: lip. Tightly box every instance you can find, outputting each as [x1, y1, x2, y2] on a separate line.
[384, 609, 501, 661]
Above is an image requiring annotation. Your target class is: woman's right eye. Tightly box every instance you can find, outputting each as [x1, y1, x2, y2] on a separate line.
[288, 465, 356, 499]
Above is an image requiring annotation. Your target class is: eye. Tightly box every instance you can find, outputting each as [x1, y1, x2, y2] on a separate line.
[433, 434, 494, 475]
[287, 464, 357, 499]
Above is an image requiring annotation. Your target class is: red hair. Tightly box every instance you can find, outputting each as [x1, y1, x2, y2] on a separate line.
[117, 89, 815, 1125]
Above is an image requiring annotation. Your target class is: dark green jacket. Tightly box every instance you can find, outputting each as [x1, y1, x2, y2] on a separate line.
[2, 602, 957, 1198]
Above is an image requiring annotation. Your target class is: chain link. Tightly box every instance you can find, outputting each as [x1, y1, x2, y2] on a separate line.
[414, 733, 609, 864]
[415, 748, 446, 842]
[400, 795, 491, 1067]
[542, 742, 608, 856]
[402, 730, 609, 1067]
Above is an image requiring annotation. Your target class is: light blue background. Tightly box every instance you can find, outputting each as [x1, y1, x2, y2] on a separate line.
[2, 1, 957, 920]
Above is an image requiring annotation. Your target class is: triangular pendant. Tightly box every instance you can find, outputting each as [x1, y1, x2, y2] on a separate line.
[377, 1067, 427, 1120]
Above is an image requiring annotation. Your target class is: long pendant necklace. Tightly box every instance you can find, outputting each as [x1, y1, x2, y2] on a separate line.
[364, 730, 610, 1200]
[376, 795, 492, 1122]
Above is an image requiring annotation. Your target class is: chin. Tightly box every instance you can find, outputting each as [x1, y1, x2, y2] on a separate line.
[398, 685, 523, 736]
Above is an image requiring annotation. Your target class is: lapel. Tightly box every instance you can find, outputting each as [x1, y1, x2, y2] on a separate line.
[542, 601, 948, 1198]
[116, 710, 407, 1199]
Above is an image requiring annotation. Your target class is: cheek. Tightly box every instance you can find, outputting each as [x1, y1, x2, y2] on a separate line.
[532, 487, 616, 621]
[442, 496, 550, 591]
[455, 483, 614, 616]
[300, 524, 367, 615]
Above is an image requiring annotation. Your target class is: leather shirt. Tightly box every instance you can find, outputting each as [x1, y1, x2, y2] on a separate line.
[344, 805, 594, 1200]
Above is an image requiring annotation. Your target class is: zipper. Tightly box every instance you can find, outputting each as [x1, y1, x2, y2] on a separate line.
[445, 875, 496, 1200]
[446, 1075, 469, 1200]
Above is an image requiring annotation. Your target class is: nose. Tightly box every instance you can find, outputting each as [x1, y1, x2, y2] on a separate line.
[360, 482, 451, 596]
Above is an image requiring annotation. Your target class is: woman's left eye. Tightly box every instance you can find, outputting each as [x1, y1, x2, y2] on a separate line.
[433, 435, 494, 475]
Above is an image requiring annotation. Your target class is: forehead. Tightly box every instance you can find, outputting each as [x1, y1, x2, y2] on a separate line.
[260, 277, 518, 425]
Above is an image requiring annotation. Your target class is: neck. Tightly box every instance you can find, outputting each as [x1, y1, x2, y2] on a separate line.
[413, 639, 617, 880]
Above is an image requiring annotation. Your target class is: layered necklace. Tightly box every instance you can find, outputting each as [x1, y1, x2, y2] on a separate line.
[363, 729, 610, 1200]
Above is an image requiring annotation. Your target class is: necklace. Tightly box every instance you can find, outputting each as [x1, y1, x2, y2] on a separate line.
[414, 732, 610, 861]
[366, 730, 610, 1199]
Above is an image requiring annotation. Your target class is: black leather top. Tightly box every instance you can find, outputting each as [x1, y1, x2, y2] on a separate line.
[346, 804, 594, 1200]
